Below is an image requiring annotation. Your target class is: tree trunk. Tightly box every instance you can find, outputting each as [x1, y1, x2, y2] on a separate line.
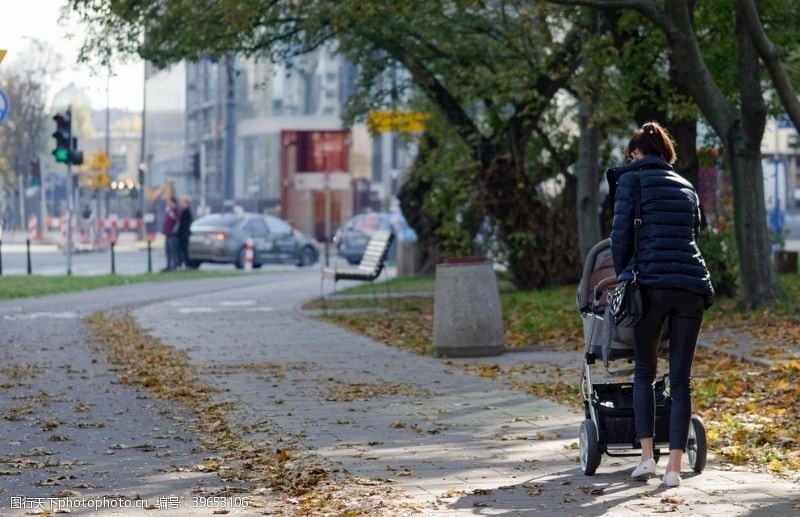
[725, 2, 783, 308]
[576, 99, 602, 261]
[671, 116, 699, 189]
[725, 144, 781, 309]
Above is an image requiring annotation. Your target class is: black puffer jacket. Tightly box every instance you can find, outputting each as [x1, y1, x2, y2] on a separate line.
[608, 156, 714, 304]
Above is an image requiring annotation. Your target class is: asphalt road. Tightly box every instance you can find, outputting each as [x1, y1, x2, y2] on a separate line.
[0, 245, 305, 276]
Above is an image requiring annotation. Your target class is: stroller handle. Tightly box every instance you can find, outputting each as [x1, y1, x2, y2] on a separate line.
[593, 276, 618, 302]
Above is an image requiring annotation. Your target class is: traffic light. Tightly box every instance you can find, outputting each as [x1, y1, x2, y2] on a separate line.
[70, 138, 84, 166]
[51, 109, 84, 166]
[52, 111, 71, 163]
[30, 157, 41, 186]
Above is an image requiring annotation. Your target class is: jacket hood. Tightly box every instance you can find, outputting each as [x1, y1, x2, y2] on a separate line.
[605, 156, 673, 207]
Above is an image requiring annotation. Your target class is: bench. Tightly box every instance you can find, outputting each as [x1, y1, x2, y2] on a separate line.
[320, 230, 395, 308]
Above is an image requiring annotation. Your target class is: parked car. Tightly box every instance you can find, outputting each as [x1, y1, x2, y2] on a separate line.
[333, 211, 417, 265]
[188, 213, 319, 269]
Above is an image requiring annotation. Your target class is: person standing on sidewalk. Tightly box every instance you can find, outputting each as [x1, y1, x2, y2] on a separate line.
[609, 122, 715, 487]
[177, 196, 193, 268]
[161, 197, 180, 272]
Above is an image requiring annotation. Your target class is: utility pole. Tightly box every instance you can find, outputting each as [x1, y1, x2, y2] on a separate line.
[223, 52, 236, 212]
[139, 63, 147, 239]
[200, 144, 207, 215]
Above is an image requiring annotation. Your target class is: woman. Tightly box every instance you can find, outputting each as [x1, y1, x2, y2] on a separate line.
[608, 122, 714, 487]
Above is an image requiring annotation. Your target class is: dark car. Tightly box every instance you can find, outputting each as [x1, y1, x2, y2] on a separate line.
[333, 211, 417, 264]
[187, 213, 319, 269]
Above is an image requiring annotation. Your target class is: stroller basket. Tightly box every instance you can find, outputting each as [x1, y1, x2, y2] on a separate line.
[590, 381, 670, 449]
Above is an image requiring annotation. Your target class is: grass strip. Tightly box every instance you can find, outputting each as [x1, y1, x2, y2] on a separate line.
[0, 271, 240, 300]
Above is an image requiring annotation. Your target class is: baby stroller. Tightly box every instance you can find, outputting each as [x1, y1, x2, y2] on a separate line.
[575, 238, 707, 476]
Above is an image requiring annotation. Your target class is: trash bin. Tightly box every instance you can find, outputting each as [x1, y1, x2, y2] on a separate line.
[433, 258, 505, 357]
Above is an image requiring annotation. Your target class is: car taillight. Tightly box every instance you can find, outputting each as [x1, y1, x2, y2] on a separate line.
[214, 232, 228, 241]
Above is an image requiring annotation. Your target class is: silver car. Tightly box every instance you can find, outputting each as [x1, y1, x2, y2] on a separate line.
[187, 213, 319, 269]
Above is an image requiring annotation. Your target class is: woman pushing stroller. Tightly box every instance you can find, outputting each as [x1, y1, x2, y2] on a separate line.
[609, 122, 715, 487]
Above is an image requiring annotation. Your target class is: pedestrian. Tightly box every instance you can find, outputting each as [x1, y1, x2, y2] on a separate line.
[608, 122, 715, 487]
[161, 197, 180, 272]
[177, 196, 193, 268]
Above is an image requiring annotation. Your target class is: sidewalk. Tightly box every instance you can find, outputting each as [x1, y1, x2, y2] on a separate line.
[132, 273, 800, 516]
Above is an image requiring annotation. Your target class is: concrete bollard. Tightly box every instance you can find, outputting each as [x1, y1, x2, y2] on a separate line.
[245, 238, 254, 271]
[433, 258, 505, 357]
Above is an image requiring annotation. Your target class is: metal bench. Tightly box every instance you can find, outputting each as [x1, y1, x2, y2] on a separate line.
[321, 230, 395, 308]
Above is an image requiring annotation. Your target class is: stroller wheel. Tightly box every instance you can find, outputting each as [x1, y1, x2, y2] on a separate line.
[687, 415, 707, 473]
[579, 419, 602, 475]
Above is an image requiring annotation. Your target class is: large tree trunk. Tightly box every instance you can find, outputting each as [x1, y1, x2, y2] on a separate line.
[576, 99, 602, 261]
[726, 2, 782, 308]
[725, 145, 780, 308]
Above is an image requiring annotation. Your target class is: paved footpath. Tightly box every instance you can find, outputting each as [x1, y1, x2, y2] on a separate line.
[132, 270, 799, 516]
[0, 275, 292, 516]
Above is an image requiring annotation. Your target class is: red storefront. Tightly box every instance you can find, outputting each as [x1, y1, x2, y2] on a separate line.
[280, 130, 353, 241]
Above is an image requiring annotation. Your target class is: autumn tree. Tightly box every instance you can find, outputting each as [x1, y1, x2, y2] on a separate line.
[70, 0, 597, 288]
[549, 0, 800, 308]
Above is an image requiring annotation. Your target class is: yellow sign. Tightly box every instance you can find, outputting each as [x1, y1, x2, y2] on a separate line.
[367, 111, 428, 133]
[89, 151, 111, 171]
[95, 171, 111, 189]
[0, 50, 6, 64]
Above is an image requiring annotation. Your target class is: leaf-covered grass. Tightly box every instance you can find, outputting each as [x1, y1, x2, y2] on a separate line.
[692, 349, 800, 479]
[319, 283, 581, 354]
[336, 275, 435, 295]
[703, 273, 799, 329]
[0, 271, 241, 300]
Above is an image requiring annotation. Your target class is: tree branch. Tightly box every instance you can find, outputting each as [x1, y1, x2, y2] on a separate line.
[737, 0, 800, 131]
[663, 0, 738, 139]
[383, 43, 483, 147]
[548, 0, 668, 32]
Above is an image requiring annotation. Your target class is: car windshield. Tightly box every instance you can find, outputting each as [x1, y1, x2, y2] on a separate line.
[192, 214, 240, 229]
[355, 213, 385, 232]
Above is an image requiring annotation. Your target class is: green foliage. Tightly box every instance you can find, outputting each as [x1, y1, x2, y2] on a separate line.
[698, 226, 740, 299]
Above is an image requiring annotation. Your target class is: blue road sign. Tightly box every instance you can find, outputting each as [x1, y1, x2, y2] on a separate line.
[0, 90, 9, 123]
[777, 113, 795, 129]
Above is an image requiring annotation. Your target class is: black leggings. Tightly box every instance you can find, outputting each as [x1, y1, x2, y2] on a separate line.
[633, 286, 704, 451]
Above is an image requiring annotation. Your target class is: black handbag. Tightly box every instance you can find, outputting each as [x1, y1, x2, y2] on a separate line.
[610, 174, 644, 327]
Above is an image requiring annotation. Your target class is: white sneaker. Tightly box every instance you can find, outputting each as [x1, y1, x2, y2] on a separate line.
[631, 458, 657, 480]
[662, 470, 681, 487]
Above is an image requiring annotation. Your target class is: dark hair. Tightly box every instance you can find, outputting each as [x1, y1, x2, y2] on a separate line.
[626, 122, 677, 164]
[169, 196, 177, 204]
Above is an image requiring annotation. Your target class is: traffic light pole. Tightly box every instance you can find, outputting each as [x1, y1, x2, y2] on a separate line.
[66, 161, 73, 275]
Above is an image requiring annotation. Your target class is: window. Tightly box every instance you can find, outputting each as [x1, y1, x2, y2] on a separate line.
[264, 216, 292, 235]
[243, 218, 269, 236]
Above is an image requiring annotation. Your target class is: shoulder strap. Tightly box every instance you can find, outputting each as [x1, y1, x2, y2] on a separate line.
[633, 173, 642, 281]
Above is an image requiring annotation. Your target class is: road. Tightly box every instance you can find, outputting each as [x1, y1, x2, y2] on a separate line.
[0, 243, 301, 276]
